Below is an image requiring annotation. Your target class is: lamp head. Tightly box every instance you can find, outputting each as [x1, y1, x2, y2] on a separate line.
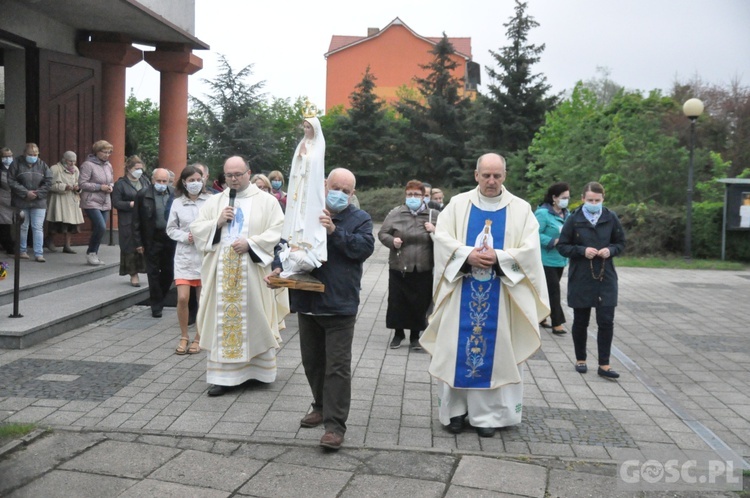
[683, 98, 704, 120]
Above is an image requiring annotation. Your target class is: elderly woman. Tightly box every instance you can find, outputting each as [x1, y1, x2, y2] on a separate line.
[46, 151, 84, 253]
[167, 165, 211, 354]
[378, 180, 439, 350]
[0, 147, 14, 254]
[7, 143, 52, 262]
[112, 155, 150, 286]
[78, 140, 114, 266]
[268, 170, 287, 212]
[251, 173, 272, 193]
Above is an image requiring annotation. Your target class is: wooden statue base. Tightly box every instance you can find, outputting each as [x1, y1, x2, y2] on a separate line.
[268, 273, 325, 293]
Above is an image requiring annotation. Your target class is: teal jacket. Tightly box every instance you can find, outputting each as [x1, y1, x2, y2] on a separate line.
[534, 203, 569, 268]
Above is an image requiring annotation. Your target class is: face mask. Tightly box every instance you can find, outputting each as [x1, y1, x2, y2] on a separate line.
[424, 196, 430, 204]
[130, 169, 143, 180]
[26, 156, 38, 164]
[326, 190, 349, 212]
[557, 198, 569, 209]
[405, 197, 422, 211]
[271, 180, 282, 190]
[1, 157, 11, 167]
[583, 201, 602, 214]
[154, 183, 168, 193]
[185, 181, 203, 195]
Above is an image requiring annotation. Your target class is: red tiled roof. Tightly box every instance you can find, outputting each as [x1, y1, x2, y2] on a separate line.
[326, 19, 472, 59]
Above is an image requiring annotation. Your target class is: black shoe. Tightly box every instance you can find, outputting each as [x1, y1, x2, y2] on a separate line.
[575, 363, 588, 374]
[389, 336, 403, 349]
[409, 340, 422, 351]
[476, 427, 496, 438]
[152, 310, 163, 318]
[539, 321, 552, 329]
[551, 327, 567, 335]
[207, 384, 229, 397]
[598, 367, 620, 379]
[447, 414, 467, 434]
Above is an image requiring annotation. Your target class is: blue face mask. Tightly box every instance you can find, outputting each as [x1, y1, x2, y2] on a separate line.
[26, 156, 39, 164]
[271, 180, 282, 190]
[326, 190, 349, 212]
[154, 183, 168, 193]
[1, 157, 12, 167]
[583, 202, 602, 214]
[405, 197, 422, 211]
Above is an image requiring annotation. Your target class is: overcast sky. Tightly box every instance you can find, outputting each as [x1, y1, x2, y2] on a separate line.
[126, 0, 750, 108]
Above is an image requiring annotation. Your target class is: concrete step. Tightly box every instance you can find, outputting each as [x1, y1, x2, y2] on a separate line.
[0, 271, 149, 349]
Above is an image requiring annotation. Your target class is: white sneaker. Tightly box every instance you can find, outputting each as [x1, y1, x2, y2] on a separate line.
[86, 253, 100, 266]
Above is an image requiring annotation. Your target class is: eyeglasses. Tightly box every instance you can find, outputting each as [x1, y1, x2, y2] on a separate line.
[224, 172, 247, 179]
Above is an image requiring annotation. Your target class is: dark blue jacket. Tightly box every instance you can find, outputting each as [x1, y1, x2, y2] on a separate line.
[290, 205, 375, 316]
[557, 207, 626, 308]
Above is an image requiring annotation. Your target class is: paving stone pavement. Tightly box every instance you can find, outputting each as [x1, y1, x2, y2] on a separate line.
[1, 239, 749, 496]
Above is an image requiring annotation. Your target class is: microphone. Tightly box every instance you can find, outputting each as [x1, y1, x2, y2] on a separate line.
[229, 188, 237, 208]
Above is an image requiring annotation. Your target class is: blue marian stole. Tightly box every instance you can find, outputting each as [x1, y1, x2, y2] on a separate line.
[454, 204, 507, 388]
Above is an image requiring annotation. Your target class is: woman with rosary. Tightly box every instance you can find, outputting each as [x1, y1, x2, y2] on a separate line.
[557, 182, 626, 380]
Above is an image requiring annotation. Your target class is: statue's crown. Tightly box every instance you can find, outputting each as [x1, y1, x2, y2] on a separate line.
[303, 99, 318, 118]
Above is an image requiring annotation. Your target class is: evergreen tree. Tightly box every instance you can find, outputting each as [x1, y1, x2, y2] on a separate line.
[326, 67, 398, 187]
[396, 35, 470, 187]
[484, 0, 557, 153]
[188, 55, 277, 172]
[125, 92, 160, 170]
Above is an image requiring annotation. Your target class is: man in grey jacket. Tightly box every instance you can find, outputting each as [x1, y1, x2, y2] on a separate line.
[7, 143, 52, 262]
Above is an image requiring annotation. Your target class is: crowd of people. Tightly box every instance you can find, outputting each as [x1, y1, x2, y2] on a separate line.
[0, 124, 626, 450]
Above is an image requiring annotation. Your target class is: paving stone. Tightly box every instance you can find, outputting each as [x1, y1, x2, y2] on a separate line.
[59, 440, 180, 478]
[0, 432, 105, 495]
[150, 449, 263, 491]
[238, 462, 352, 497]
[7, 469, 136, 498]
[117, 478, 230, 498]
[452, 456, 546, 497]
[546, 468, 639, 498]
[341, 474, 445, 498]
[444, 484, 514, 497]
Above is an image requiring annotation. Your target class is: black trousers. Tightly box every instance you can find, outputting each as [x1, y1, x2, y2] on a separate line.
[144, 230, 175, 313]
[298, 314, 356, 436]
[0, 223, 14, 253]
[571, 306, 615, 366]
[543, 265, 566, 327]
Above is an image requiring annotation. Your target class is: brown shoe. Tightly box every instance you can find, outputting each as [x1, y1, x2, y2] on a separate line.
[300, 411, 323, 428]
[319, 431, 343, 450]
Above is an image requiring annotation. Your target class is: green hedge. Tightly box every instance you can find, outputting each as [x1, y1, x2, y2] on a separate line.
[356, 189, 750, 261]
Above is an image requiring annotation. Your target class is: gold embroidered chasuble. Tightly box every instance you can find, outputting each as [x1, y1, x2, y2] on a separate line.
[191, 185, 287, 363]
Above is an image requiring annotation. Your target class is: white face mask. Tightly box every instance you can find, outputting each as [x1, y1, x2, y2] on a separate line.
[557, 198, 569, 209]
[185, 180, 203, 195]
[1, 157, 12, 167]
[130, 169, 143, 180]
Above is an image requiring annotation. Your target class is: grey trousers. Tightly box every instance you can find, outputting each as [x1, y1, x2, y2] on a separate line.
[298, 313, 356, 435]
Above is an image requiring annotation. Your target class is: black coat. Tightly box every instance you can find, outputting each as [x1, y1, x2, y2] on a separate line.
[557, 207, 626, 308]
[132, 185, 174, 251]
[112, 176, 151, 253]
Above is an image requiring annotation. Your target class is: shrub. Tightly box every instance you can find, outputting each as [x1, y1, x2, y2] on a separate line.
[610, 203, 683, 257]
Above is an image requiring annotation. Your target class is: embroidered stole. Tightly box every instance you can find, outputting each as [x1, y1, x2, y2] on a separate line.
[454, 205, 507, 388]
[217, 197, 250, 362]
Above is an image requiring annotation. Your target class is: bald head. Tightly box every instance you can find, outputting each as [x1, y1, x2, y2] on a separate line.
[224, 156, 251, 191]
[327, 168, 356, 190]
[475, 153, 507, 197]
[152, 168, 170, 183]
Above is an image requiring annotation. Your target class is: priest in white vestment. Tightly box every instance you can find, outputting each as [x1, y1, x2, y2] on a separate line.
[420, 153, 550, 437]
[191, 156, 287, 397]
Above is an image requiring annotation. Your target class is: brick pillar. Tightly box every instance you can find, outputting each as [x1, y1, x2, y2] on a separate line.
[144, 44, 202, 177]
[77, 36, 143, 180]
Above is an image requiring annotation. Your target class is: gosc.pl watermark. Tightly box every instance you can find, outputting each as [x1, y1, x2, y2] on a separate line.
[618, 457, 744, 491]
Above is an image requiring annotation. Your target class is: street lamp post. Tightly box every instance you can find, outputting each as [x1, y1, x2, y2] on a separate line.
[683, 98, 704, 260]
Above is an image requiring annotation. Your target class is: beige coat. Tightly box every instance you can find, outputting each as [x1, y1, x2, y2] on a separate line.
[46, 163, 84, 225]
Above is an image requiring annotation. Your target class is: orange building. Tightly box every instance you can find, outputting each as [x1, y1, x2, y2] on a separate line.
[325, 18, 480, 111]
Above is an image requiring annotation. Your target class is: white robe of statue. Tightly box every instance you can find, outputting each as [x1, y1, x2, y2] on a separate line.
[279, 116, 327, 276]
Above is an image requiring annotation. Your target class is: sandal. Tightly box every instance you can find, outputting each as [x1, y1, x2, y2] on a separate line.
[175, 337, 189, 355]
[188, 339, 201, 354]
